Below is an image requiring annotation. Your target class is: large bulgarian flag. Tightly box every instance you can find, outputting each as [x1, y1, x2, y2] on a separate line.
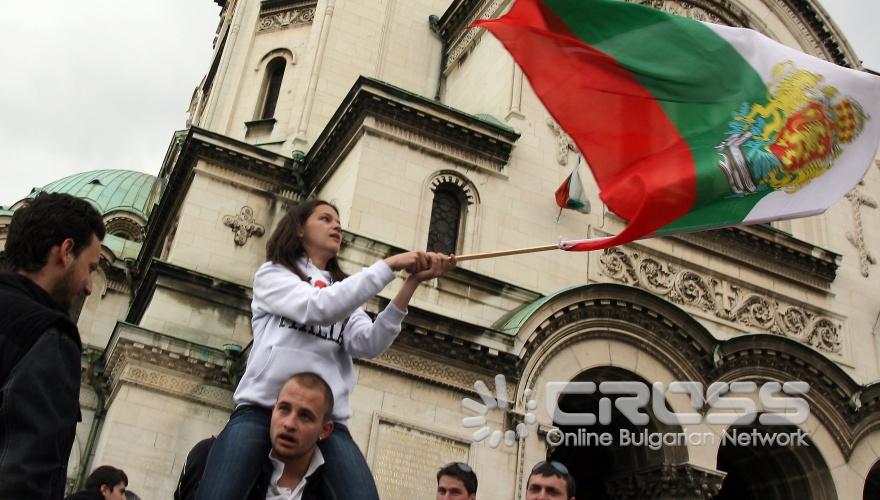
[474, 0, 880, 251]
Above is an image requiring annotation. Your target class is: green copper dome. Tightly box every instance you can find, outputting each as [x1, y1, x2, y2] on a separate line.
[32, 169, 158, 221]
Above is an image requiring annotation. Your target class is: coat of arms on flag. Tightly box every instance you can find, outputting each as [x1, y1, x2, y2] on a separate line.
[718, 61, 870, 196]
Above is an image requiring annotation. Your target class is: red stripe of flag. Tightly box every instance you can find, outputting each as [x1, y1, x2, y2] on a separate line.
[474, 0, 697, 250]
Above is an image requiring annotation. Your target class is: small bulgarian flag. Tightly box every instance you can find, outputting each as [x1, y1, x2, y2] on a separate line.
[555, 156, 591, 213]
[475, 0, 880, 251]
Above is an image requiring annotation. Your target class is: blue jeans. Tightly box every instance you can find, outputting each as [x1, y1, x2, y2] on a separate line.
[318, 422, 380, 500]
[195, 405, 271, 500]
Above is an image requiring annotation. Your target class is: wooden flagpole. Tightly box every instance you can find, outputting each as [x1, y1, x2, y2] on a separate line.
[453, 244, 559, 262]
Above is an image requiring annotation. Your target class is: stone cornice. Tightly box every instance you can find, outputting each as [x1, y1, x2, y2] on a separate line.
[104, 322, 234, 410]
[672, 224, 839, 290]
[303, 76, 520, 192]
[137, 127, 299, 277]
[342, 230, 541, 309]
[359, 346, 517, 400]
[436, 0, 856, 70]
[436, 0, 508, 72]
[260, 0, 314, 14]
[371, 300, 520, 378]
[126, 258, 252, 325]
[436, 0, 487, 45]
[257, 1, 316, 33]
[781, 0, 852, 67]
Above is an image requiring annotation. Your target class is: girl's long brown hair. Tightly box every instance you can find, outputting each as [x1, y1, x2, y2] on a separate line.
[265, 199, 348, 283]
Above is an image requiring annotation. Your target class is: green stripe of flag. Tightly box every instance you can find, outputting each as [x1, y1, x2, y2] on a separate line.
[543, 0, 772, 231]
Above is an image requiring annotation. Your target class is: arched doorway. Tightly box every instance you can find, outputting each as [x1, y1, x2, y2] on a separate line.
[716, 422, 836, 499]
[549, 366, 693, 499]
[864, 460, 880, 499]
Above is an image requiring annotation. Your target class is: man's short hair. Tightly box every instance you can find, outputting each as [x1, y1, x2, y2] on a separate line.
[437, 462, 478, 495]
[285, 372, 334, 422]
[529, 461, 575, 498]
[4, 192, 105, 272]
[85, 465, 128, 491]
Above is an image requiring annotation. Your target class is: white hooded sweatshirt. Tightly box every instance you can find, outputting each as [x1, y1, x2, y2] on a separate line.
[234, 257, 405, 422]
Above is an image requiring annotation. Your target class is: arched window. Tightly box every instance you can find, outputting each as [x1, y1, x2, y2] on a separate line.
[258, 57, 286, 119]
[427, 185, 463, 255]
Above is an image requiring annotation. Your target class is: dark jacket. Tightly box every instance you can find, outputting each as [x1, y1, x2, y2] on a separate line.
[63, 489, 103, 500]
[175, 437, 339, 500]
[0, 272, 82, 500]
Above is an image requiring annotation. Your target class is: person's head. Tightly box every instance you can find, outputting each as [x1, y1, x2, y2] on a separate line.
[436, 462, 477, 500]
[270, 372, 335, 462]
[526, 461, 575, 500]
[265, 199, 347, 280]
[4, 192, 105, 309]
[124, 491, 141, 500]
[84, 465, 128, 500]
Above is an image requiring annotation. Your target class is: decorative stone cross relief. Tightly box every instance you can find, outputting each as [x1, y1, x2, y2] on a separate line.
[223, 206, 265, 246]
[546, 118, 580, 166]
[846, 184, 877, 277]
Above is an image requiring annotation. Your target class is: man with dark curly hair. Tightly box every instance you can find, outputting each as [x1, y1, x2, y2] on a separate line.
[0, 192, 105, 500]
[65, 465, 128, 500]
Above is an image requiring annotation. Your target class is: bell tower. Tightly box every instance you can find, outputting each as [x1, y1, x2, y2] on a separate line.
[187, 0, 322, 154]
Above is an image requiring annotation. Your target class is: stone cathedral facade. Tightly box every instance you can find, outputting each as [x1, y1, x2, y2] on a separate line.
[2, 0, 880, 498]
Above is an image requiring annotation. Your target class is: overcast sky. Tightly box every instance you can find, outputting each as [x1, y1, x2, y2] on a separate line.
[0, 1, 877, 206]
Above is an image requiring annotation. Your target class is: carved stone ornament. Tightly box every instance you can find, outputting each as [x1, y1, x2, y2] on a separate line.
[630, 0, 725, 25]
[605, 463, 726, 500]
[118, 364, 234, 410]
[362, 348, 516, 401]
[546, 118, 579, 166]
[104, 215, 145, 242]
[430, 172, 477, 205]
[845, 185, 877, 278]
[600, 247, 843, 353]
[258, 4, 316, 33]
[445, 0, 505, 70]
[223, 206, 265, 246]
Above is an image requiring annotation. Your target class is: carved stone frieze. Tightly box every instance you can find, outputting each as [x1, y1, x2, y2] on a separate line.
[116, 364, 234, 410]
[631, 0, 726, 25]
[445, 0, 505, 71]
[257, 3, 316, 33]
[605, 463, 726, 500]
[304, 78, 518, 191]
[103, 330, 233, 409]
[599, 247, 843, 353]
[104, 333, 230, 386]
[222, 206, 265, 246]
[626, 0, 851, 65]
[360, 347, 516, 400]
[366, 118, 508, 176]
[546, 118, 579, 166]
[767, 0, 847, 65]
[845, 186, 877, 278]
